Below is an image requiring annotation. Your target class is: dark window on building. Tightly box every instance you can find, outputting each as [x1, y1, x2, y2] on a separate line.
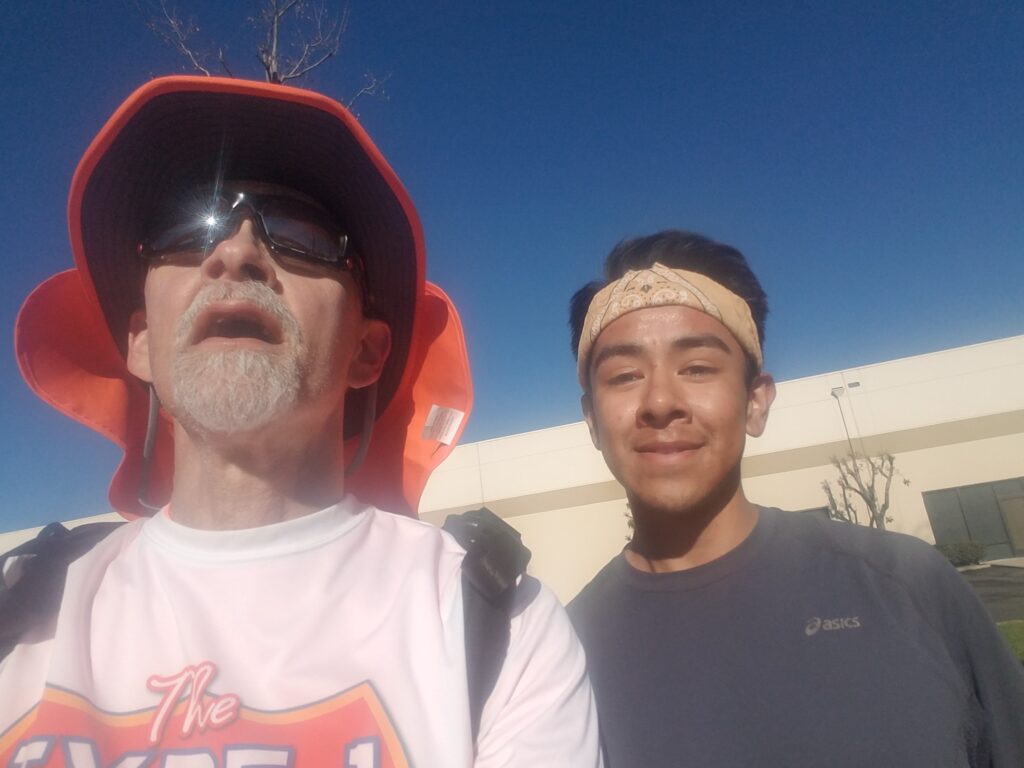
[924, 477, 1024, 561]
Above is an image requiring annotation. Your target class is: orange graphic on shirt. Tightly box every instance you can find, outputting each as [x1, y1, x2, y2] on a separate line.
[0, 664, 409, 767]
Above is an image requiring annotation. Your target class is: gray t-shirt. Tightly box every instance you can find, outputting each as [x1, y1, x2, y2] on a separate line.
[569, 507, 1024, 767]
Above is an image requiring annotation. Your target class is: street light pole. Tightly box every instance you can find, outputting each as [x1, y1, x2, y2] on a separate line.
[830, 386, 857, 457]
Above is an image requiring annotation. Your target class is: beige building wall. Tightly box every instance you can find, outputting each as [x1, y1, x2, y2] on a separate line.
[3, 336, 1023, 606]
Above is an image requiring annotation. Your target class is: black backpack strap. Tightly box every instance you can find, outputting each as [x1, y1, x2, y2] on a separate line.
[0, 521, 124, 661]
[442, 507, 531, 747]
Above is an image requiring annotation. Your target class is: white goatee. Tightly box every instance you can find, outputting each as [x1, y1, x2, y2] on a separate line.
[171, 282, 306, 434]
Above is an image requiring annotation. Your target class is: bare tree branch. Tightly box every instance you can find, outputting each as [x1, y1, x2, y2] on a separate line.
[346, 71, 391, 110]
[281, 2, 346, 81]
[217, 47, 234, 78]
[139, 0, 237, 77]
[845, 456, 874, 509]
[256, 0, 295, 82]
[254, 0, 344, 84]
[823, 451, 908, 530]
[141, 0, 387, 105]
[822, 480, 851, 524]
[877, 452, 897, 525]
[148, 0, 213, 75]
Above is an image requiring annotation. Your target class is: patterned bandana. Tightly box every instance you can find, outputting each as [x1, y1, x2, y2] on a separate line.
[577, 262, 762, 386]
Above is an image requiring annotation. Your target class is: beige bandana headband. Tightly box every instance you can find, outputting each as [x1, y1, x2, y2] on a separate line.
[577, 263, 762, 386]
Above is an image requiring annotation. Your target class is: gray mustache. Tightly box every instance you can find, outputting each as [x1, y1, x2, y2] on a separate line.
[175, 282, 302, 350]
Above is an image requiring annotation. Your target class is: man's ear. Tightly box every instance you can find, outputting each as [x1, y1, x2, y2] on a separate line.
[746, 372, 776, 438]
[126, 309, 153, 383]
[581, 392, 601, 450]
[347, 318, 391, 389]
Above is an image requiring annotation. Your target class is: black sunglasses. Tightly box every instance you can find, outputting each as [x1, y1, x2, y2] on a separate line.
[138, 187, 357, 270]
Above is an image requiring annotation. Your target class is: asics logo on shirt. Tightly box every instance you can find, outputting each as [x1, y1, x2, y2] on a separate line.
[805, 616, 861, 636]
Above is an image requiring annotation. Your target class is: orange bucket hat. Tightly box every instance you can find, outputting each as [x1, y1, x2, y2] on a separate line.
[14, 76, 472, 519]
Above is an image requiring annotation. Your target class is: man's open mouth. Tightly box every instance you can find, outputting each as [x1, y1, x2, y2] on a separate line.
[192, 305, 282, 345]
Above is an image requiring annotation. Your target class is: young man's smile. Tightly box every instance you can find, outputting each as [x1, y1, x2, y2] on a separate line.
[634, 438, 705, 463]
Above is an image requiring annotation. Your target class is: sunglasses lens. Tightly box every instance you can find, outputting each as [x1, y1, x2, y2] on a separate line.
[260, 198, 345, 263]
[146, 197, 234, 254]
[141, 189, 347, 269]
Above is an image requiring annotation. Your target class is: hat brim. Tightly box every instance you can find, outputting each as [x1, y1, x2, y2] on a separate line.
[16, 271, 471, 518]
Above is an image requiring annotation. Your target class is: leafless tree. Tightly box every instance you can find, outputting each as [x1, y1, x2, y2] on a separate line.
[144, 0, 232, 77]
[255, 0, 342, 84]
[822, 451, 909, 530]
[141, 0, 389, 106]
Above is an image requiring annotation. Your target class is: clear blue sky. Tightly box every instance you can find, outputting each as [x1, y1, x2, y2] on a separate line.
[1, 1, 1022, 530]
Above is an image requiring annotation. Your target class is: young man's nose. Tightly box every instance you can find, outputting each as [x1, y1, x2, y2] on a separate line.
[200, 216, 279, 285]
[638, 369, 688, 426]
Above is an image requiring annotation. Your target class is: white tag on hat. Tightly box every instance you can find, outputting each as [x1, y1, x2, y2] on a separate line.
[422, 405, 465, 446]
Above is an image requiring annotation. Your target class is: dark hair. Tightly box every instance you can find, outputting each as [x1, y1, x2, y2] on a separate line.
[569, 230, 769, 383]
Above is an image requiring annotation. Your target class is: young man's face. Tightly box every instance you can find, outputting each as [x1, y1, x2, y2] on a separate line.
[126, 207, 389, 440]
[582, 304, 774, 519]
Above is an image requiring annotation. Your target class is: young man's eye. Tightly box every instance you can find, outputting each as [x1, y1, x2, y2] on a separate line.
[605, 370, 642, 385]
[681, 364, 716, 378]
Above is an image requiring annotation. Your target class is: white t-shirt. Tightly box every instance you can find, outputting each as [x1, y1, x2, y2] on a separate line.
[0, 498, 602, 767]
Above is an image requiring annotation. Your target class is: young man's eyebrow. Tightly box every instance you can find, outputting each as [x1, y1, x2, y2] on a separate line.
[589, 334, 734, 373]
[672, 333, 733, 355]
[590, 343, 644, 371]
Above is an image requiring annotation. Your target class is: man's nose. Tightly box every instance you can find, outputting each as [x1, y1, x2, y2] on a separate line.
[638, 368, 688, 427]
[200, 216, 279, 286]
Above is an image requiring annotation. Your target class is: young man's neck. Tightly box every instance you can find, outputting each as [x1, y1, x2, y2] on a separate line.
[624, 486, 760, 573]
[168, 423, 343, 530]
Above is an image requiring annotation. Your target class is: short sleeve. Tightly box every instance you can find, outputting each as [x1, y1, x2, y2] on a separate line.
[474, 577, 603, 767]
